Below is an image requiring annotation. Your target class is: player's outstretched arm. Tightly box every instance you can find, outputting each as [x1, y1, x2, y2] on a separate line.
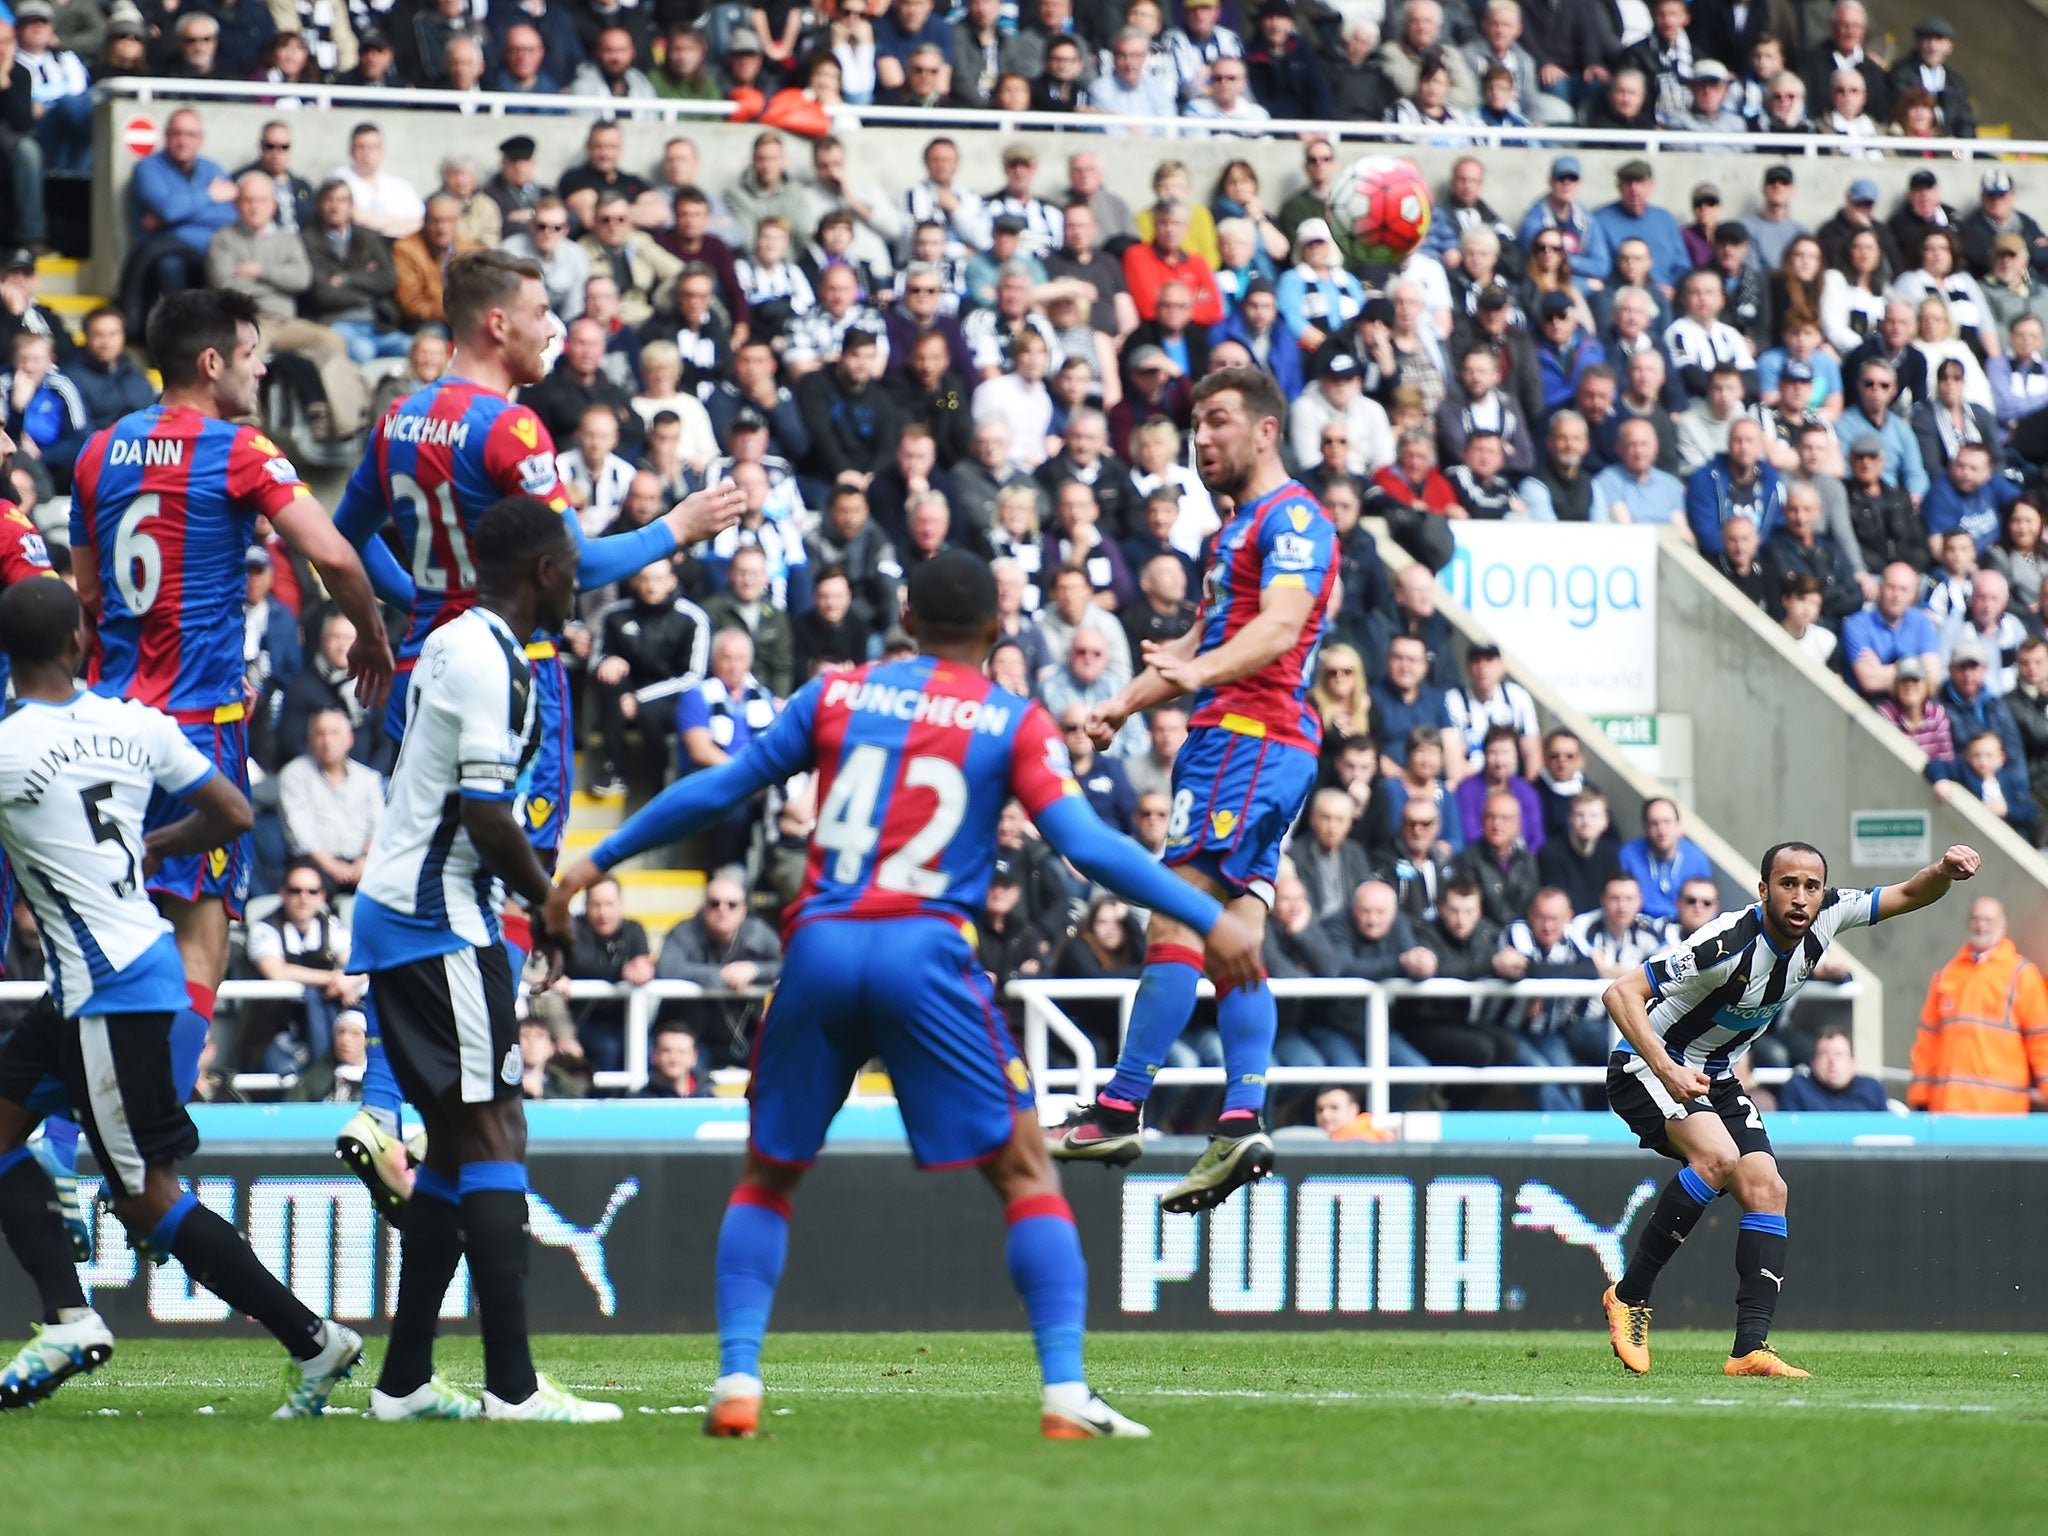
[141, 771, 254, 873]
[1603, 967, 1711, 1102]
[1876, 844, 1981, 921]
[270, 498, 397, 712]
[358, 531, 416, 610]
[567, 483, 746, 592]
[1032, 796, 1260, 990]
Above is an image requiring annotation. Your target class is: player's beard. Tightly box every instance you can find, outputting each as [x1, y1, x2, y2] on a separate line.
[1199, 446, 1254, 503]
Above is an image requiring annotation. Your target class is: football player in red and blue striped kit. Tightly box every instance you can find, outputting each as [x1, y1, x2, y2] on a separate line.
[68, 288, 393, 1173]
[330, 249, 740, 1215]
[1047, 366, 1338, 1213]
[548, 551, 1259, 1439]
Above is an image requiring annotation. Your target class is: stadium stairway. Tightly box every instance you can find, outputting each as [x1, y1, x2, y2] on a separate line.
[34, 255, 108, 345]
[560, 789, 706, 949]
[1366, 518, 1889, 1070]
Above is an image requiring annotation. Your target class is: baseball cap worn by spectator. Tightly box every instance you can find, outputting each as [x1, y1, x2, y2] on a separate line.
[1985, 169, 2017, 197]
[1716, 221, 1751, 248]
[1537, 290, 1573, 319]
[1693, 183, 1722, 209]
[1783, 360, 1814, 384]
[13, 2, 53, 22]
[1550, 156, 1582, 182]
[1690, 58, 1732, 83]
[1296, 217, 1335, 250]
[991, 856, 1019, 887]
[1323, 352, 1360, 381]
[1951, 635, 1988, 668]
[1849, 179, 1880, 206]
[245, 546, 272, 573]
[1004, 144, 1038, 168]
[500, 135, 538, 163]
[0, 249, 33, 276]
[1896, 655, 1928, 683]
[726, 26, 764, 55]
[1128, 344, 1172, 374]
[1909, 169, 1940, 192]
[1765, 165, 1795, 188]
[1851, 432, 1886, 459]
[106, 1, 146, 38]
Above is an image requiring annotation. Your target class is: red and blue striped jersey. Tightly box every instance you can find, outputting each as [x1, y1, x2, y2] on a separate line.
[0, 501, 56, 700]
[647, 657, 1078, 934]
[1186, 480, 1337, 754]
[71, 407, 312, 715]
[336, 378, 569, 662]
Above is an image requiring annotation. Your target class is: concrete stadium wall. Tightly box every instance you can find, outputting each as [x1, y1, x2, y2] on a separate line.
[87, 92, 2046, 297]
[1654, 528, 2048, 1065]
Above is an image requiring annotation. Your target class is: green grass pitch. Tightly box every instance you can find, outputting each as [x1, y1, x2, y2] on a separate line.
[2, 1332, 2045, 1534]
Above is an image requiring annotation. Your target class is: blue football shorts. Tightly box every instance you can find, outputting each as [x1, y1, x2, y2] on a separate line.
[1160, 723, 1319, 908]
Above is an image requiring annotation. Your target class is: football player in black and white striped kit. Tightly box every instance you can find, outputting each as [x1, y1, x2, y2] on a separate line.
[1599, 838, 1979, 1380]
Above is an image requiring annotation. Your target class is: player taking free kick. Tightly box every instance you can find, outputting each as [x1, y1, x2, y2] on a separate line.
[548, 550, 1260, 1439]
[1600, 839, 1979, 1379]
[1046, 366, 1337, 1214]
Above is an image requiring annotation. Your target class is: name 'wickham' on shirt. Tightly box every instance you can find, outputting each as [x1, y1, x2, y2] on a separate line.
[384, 414, 473, 449]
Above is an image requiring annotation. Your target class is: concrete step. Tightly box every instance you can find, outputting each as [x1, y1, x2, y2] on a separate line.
[33, 256, 82, 295]
[566, 789, 625, 832]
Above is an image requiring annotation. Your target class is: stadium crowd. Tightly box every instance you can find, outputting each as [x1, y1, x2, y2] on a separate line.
[1, 0, 2030, 1118]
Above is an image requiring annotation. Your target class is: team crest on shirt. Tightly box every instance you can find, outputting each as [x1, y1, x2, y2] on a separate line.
[501, 1045, 522, 1086]
[517, 454, 555, 496]
[1211, 810, 1239, 839]
[510, 415, 539, 449]
[526, 796, 553, 830]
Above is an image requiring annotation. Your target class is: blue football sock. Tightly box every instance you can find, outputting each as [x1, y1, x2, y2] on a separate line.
[1005, 1195, 1086, 1388]
[360, 992, 403, 1136]
[716, 1187, 790, 1379]
[1103, 946, 1205, 1107]
[39, 1114, 79, 1173]
[1216, 977, 1277, 1120]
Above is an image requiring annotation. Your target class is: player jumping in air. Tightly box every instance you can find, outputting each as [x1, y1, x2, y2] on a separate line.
[547, 550, 1261, 1439]
[331, 248, 741, 1216]
[0, 581, 362, 1413]
[353, 495, 618, 1423]
[1601, 838, 1979, 1378]
[67, 289, 394, 1215]
[1044, 366, 1336, 1213]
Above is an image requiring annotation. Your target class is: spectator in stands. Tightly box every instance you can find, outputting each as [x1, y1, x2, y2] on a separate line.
[1492, 885, 1603, 1112]
[300, 179, 405, 366]
[15, 4, 90, 177]
[1122, 702, 1186, 803]
[1454, 723, 1545, 849]
[654, 869, 783, 1071]
[1591, 416, 1689, 532]
[518, 1017, 587, 1101]
[289, 1007, 365, 1104]
[569, 22, 655, 99]
[502, 198, 589, 324]
[1375, 779, 1456, 921]
[245, 862, 362, 1075]
[1845, 434, 1929, 575]
[1537, 787, 1621, 916]
[1922, 441, 2017, 559]
[272, 608, 384, 775]
[69, 306, 153, 434]
[1405, 878, 1529, 1094]
[1295, 789, 1372, 923]
[394, 194, 483, 329]
[372, 327, 447, 422]
[796, 327, 902, 488]
[1759, 481, 1862, 626]
[206, 172, 368, 441]
[1941, 569, 2027, 696]
[528, 316, 639, 451]
[1452, 788, 1541, 927]
[560, 875, 655, 1074]
[278, 706, 382, 894]
[580, 193, 682, 331]
[1778, 1024, 1890, 1111]
[1371, 633, 1459, 781]
[1686, 416, 1785, 556]
[1890, 16, 1972, 137]
[1941, 729, 2037, 837]
[1845, 560, 1944, 698]
[1595, 160, 1687, 297]
[0, 332, 86, 479]
[589, 559, 709, 796]
[1525, 727, 1584, 843]
[637, 1024, 709, 1099]
[1778, 571, 1839, 667]
[128, 108, 238, 311]
[331, 122, 423, 242]
[1618, 797, 1713, 924]
[1877, 655, 1955, 770]
[703, 548, 796, 699]
[2009, 637, 2048, 816]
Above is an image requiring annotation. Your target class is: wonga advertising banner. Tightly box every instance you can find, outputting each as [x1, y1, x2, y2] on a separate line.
[1440, 524, 1658, 715]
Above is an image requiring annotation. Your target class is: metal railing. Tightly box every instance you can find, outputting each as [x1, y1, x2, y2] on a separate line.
[1008, 974, 1863, 1120]
[97, 76, 2030, 163]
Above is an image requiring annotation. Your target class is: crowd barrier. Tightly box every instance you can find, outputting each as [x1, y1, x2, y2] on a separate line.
[1010, 976, 1865, 1119]
[17, 1141, 2036, 1337]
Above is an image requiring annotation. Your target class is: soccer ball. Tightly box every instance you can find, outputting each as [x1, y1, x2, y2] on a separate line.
[1326, 156, 1434, 267]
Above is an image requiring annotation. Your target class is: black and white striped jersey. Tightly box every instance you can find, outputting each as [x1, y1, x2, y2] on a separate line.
[1630, 888, 1880, 1077]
